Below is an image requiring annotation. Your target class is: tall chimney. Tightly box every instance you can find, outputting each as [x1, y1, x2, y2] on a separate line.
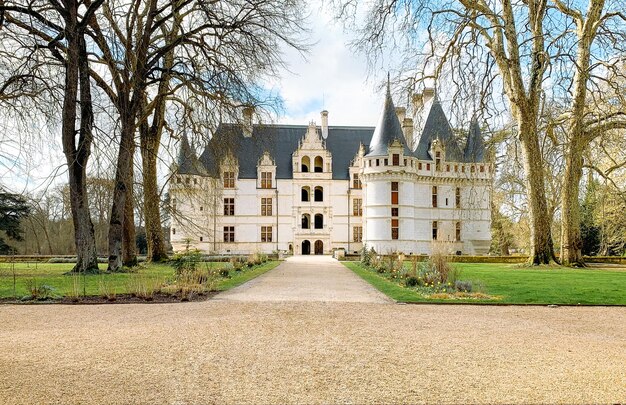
[402, 117, 414, 149]
[412, 93, 423, 115]
[422, 87, 436, 105]
[243, 106, 254, 137]
[320, 110, 329, 139]
[395, 107, 406, 124]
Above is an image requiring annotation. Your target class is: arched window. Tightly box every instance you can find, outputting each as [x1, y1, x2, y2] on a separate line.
[301, 156, 310, 172]
[314, 156, 323, 172]
[314, 186, 323, 202]
[314, 213, 323, 229]
[301, 214, 310, 229]
[301, 186, 310, 202]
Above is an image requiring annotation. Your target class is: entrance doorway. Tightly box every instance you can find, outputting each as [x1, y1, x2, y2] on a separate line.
[314, 240, 323, 255]
[302, 240, 311, 255]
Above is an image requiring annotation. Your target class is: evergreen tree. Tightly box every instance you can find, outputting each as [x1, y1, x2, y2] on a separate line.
[0, 190, 30, 254]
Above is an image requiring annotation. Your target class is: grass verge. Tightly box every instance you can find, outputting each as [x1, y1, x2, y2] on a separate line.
[0, 261, 281, 300]
[344, 261, 626, 305]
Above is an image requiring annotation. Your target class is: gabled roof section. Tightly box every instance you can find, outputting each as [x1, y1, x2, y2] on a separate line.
[414, 100, 463, 161]
[176, 134, 206, 175]
[198, 124, 373, 180]
[366, 83, 410, 157]
[463, 119, 486, 163]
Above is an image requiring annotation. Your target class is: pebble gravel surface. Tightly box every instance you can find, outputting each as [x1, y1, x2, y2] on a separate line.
[1, 257, 624, 404]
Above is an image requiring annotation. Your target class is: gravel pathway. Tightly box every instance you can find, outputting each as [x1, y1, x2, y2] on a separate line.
[1, 301, 624, 404]
[216, 256, 391, 303]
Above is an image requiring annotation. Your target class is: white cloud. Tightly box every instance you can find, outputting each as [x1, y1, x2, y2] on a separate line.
[270, 4, 384, 127]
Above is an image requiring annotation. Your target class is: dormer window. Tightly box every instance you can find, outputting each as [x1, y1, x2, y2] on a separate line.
[261, 172, 272, 188]
[392, 154, 400, 166]
[257, 152, 276, 189]
[352, 173, 362, 189]
[435, 151, 441, 171]
[223, 171, 235, 188]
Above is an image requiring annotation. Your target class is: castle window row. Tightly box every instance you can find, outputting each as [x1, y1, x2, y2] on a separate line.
[365, 158, 487, 174]
[301, 186, 324, 202]
[301, 213, 324, 229]
[300, 156, 324, 173]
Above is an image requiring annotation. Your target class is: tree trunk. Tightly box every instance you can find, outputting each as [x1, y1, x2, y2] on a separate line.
[107, 113, 135, 272]
[122, 164, 137, 267]
[560, 138, 586, 266]
[518, 119, 557, 264]
[61, 3, 99, 274]
[141, 132, 167, 262]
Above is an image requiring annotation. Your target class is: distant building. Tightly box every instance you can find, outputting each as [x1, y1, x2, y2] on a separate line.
[170, 86, 491, 255]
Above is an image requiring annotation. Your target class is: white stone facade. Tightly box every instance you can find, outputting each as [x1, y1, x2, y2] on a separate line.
[170, 90, 492, 256]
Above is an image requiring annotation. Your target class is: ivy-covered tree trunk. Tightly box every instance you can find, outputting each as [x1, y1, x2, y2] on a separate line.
[518, 118, 557, 265]
[61, 4, 99, 274]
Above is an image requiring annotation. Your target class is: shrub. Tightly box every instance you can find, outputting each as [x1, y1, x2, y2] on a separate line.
[219, 268, 230, 278]
[230, 257, 244, 271]
[170, 249, 203, 274]
[25, 278, 55, 300]
[454, 280, 473, 292]
[405, 276, 419, 287]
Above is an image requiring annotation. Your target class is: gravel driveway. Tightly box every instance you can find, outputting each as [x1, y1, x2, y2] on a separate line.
[0, 259, 625, 404]
[216, 256, 391, 303]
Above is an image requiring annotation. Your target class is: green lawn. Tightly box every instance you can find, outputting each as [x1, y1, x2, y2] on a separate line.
[344, 261, 626, 305]
[0, 261, 280, 300]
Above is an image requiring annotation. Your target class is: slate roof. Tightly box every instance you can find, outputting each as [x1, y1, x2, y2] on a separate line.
[366, 84, 411, 157]
[414, 100, 464, 161]
[191, 124, 374, 180]
[463, 119, 485, 163]
[176, 134, 206, 175]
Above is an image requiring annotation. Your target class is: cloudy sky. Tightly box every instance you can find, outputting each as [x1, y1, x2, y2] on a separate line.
[270, 4, 383, 127]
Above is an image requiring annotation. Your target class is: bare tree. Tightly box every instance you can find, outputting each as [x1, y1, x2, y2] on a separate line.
[0, 0, 105, 272]
[335, 0, 626, 264]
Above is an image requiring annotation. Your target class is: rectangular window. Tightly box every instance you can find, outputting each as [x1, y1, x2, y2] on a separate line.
[480, 165, 485, 172]
[223, 226, 235, 242]
[224, 198, 235, 216]
[393, 154, 400, 166]
[261, 171, 272, 188]
[200, 236, 203, 242]
[462, 166, 466, 173]
[391, 219, 399, 240]
[432, 186, 438, 208]
[418, 162, 423, 170]
[455, 165, 458, 172]
[353, 198, 362, 216]
[391, 181, 399, 205]
[456, 222, 461, 242]
[199, 206, 203, 211]
[456, 187, 461, 208]
[384, 158, 388, 166]
[172, 228, 176, 235]
[432, 221, 438, 240]
[261, 197, 272, 216]
[471, 165, 476, 173]
[223, 171, 235, 188]
[261, 226, 272, 242]
[391, 207, 398, 217]
[376, 159, 380, 166]
[435, 151, 441, 171]
[353, 173, 362, 189]
[353, 226, 363, 242]
[446, 164, 450, 172]
[426, 163, 431, 170]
